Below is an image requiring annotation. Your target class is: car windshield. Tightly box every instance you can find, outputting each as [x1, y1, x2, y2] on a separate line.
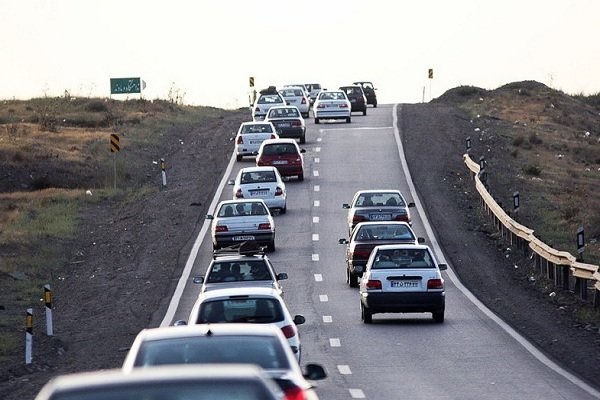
[197, 298, 284, 324]
[242, 124, 272, 134]
[261, 144, 298, 156]
[135, 336, 290, 369]
[206, 260, 273, 283]
[372, 248, 434, 269]
[355, 225, 415, 241]
[218, 203, 267, 217]
[356, 193, 405, 207]
[52, 381, 275, 400]
[241, 171, 277, 184]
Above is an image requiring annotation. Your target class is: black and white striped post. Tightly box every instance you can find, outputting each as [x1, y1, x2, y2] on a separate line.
[25, 308, 32, 364]
[160, 158, 167, 187]
[44, 284, 53, 336]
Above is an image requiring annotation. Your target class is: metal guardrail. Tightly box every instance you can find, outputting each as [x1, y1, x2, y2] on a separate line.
[463, 154, 600, 306]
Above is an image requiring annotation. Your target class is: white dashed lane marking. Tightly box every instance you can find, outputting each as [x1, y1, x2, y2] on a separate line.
[329, 338, 341, 347]
[312, 254, 319, 261]
[314, 185, 320, 192]
[312, 233, 319, 241]
[338, 365, 352, 375]
[314, 200, 320, 207]
[319, 294, 328, 302]
[323, 315, 332, 323]
[313, 216, 319, 223]
[313, 170, 319, 177]
[349, 389, 366, 398]
[314, 274, 323, 282]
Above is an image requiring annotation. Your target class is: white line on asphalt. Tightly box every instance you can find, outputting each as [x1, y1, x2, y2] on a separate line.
[316, 147, 321, 152]
[349, 389, 366, 398]
[319, 294, 328, 302]
[312, 254, 319, 261]
[313, 170, 319, 177]
[314, 185, 320, 192]
[314, 157, 320, 163]
[323, 315, 332, 323]
[329, 338, 341, 347]
[312, 233, 319, 241]
[313, 216, 319, 223]
[338, 365, 352, 375]
[314, 274, 323, 282]
[317, 137, 322, 142]
[320, 126, 393, 131]
[314, 200, 320, 207]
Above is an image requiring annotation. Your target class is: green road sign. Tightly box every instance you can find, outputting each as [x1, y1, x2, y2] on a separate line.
[110, 78, 142, 94]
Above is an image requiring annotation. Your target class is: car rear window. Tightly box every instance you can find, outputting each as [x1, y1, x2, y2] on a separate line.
[197, 298, 284, 324]
[357, 193, 405, 207]
[268, 108, 299, 118]
[372, 248, 433, 269]
[242, 124, 272, 134]
[241, 171, 277, 183]
[355, 225, 415, 241]
[207, 260, 273, 283]
[261, 144, 298, 156]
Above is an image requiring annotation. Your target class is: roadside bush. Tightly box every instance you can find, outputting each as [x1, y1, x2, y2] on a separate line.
[522, 164, 541, 176]
[85, 101, 109, 113]
[528, 133, 543, 145]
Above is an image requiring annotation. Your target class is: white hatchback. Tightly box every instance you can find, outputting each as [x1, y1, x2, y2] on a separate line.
[230, 166, 287, 214]
[234, 121, 279, 162]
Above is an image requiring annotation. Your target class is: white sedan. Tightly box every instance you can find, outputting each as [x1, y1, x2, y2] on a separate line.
[252, 93, 286, 121]
[279, 86, 310, 118]
[229, 166, 287, 214]
[234, 121, 279, 162]
[313, 90, 351, 124]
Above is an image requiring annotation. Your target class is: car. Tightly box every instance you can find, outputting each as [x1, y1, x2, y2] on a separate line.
[342, 189, 416, 234]
[312, 90, 351, 124]
[252, 92, 286, 121]
[279, 86, 310, 118]
[122, 324, 327, 400]
[338, 221, 425, 288]
[229, 166, 287, 214]
[35, 365, 285, 400]
[193, 244, 288, 296]
[359, 244, 447, 323]
[234, 121, 279, 162]
[305, 83, 323, 104]
[207, 199, 276, 251]
[256, 138, 306, 181]
[177, 286, 306, 361]
[264, 105, 306, 144]
[339, 85, 367, 115]
[353, 81, 377, 107]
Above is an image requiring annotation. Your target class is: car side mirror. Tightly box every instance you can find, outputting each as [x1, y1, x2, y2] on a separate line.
[206, 214, 214, 220]
[338, 238, 348, 245]
[300, 149, 306, 153]
[408, 202, 416, 208]
[227, 179, 235, 185]
[342, 203, 350, 209]
[303, 363, 327, 380]
[417, 237, 426, 244]
[293, 315, 306, 325]
[173, 320, 187, 326]
[277, 272, 288, 280]
[192, 276, 204, 284]
[438, 263, 448, 271]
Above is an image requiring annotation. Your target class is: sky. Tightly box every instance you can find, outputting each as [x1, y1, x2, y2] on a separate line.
[2, 0, 600, 109]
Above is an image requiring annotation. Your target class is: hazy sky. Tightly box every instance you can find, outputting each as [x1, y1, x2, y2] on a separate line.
[2, 0, 599, 109]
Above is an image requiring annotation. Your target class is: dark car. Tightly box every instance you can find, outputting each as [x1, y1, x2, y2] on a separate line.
[338, 221, 425, 288]
[353, 81, 377, 107]
[339, 85, 367, 115]
[264, 106, 306, 144]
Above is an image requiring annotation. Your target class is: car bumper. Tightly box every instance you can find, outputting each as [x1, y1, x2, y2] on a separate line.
[361, 291, 445, 313]
[315, 110, 350, 119]
[276, 127, 305, 140]
[213, 231, 275, 248]
[348, 261, 366, 275]
[261, 197, 286, 210]
[273, 165, 304, 177]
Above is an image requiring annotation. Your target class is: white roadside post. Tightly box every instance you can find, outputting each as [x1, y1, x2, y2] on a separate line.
[44, 284, 53, 336]
[160, 158, 167, 187]
[25, 308, 32, 364]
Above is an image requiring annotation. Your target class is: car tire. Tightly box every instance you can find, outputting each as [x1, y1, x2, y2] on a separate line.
[346, 116, 351, 123]
[300, 134, 306, 144]
[236, 154, 242, 162]
[267, 239, 275, 252]
[373, 102, 377, 108]
[314, 118, 320, 124]
[347, 268, 358, 288]
[432, 311, 444, 323]
[298, 173, 304, 182]
[362, 108, 367, 116]
[280, 205, 287, 214]
[361, 303, 372, 324]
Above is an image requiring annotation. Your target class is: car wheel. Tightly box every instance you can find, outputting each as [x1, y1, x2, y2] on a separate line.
[280, 205, 286, 214]
[347, 267, 358, 288]
[267, 239, 275, 252]
[314, 118, 320, 124]
[298, 173, 304, 182]
[236, 154, 242, 162]
[361, 303, 372, 324]
[300, 134, 306, 144]
[373, 102, 377, 108]
[363, 108, 367, 116]
[432, 311, 445, 323]
[346, 116, 351, 123]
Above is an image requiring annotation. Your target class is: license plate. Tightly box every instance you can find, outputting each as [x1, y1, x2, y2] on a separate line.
[369, 214, 391, 220]
[351, 99, 356, 102]
[250, 190, 268, 196]
[233, 235, 255, 241]
[277, 123, 291, 128]
[272, 160, 288, 165]
[249, 140, 261, 145]
[391, 280, 419, 288]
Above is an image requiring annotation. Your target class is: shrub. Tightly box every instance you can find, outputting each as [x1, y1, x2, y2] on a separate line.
[513, 136, 525, 146]
[522, 164, 541, 176]
[85, 101, 109, 113]
[528, 133, 543, 145]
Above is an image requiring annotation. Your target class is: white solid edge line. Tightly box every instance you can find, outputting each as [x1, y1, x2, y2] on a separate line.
[392, 103, 600, 399]
[160, 151, 237, 327]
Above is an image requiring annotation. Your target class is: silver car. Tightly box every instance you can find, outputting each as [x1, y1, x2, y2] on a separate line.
[207, 199, 276, 251]
[252, 93, 286, 121]
[313, 90, 351, 124]
[234, 121, 279, 162]
[279, 86, 310, 118]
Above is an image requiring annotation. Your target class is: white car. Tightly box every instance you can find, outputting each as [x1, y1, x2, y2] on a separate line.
[122, 324, 327, 400]
[234, 121, 279, 162]
[279, 86, 310, 118]
[230, 166, 287, 214]
[252, 93, 286, 121]
[305, 83, 323, 104]
[359, 244, 448, 323]
[207, 199, 276, 251]
[313, 90, 351, 124]
[179, 286, 306, 361]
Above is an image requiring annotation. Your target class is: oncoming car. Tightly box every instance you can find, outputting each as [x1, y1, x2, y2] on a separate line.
[230, 166, 287, 214]
[359, 244, 447, 323]
[234, 121, 279, 162]
[313, 90, 351, 124]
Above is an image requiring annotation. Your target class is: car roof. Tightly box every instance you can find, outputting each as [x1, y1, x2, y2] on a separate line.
[218, 199, 268, 206]
[241, 121, 272, 126]
[354, 221, 412, 228]
[132, 323, 286, 341]
[268, 105, 300, 111]
[196, 286, 282, 301]
[372, 243, 430, 251]
[36, 364, 274, 396]
[260, 138, 300, 146]
[239, 166, 278, 173]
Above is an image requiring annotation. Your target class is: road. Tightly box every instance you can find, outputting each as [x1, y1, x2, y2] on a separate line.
[163, 105, 600, 400]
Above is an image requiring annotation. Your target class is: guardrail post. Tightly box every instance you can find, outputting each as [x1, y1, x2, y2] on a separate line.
[562, 267, 570, 290]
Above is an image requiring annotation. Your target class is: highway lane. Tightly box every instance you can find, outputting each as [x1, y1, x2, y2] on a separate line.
[163, 105, 599, 399]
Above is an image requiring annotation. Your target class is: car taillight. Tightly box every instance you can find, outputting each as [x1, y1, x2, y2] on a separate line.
[394, 214, 409, 222]
[275, 187, 283, 196]
[339, 103, 349, 108]
[301, 97, 307, 104]
[235, 189, 243, 198]
[254, 107, 260, 112]
[352, 245, 372, 260]
[352, 215, 366, 224]
[427, 279, 444, 290]
[236, 136, 243, 144]
[316, 103, 326, 109]
[280, 324, 296, 339]
[270, 134, 277, 139]
[366, 280, 382, 290]
[292, 121, 301, 127]
[215, 225, 228, 232]
[284, 387, 306, 400]
[258, 223, 271, 230]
